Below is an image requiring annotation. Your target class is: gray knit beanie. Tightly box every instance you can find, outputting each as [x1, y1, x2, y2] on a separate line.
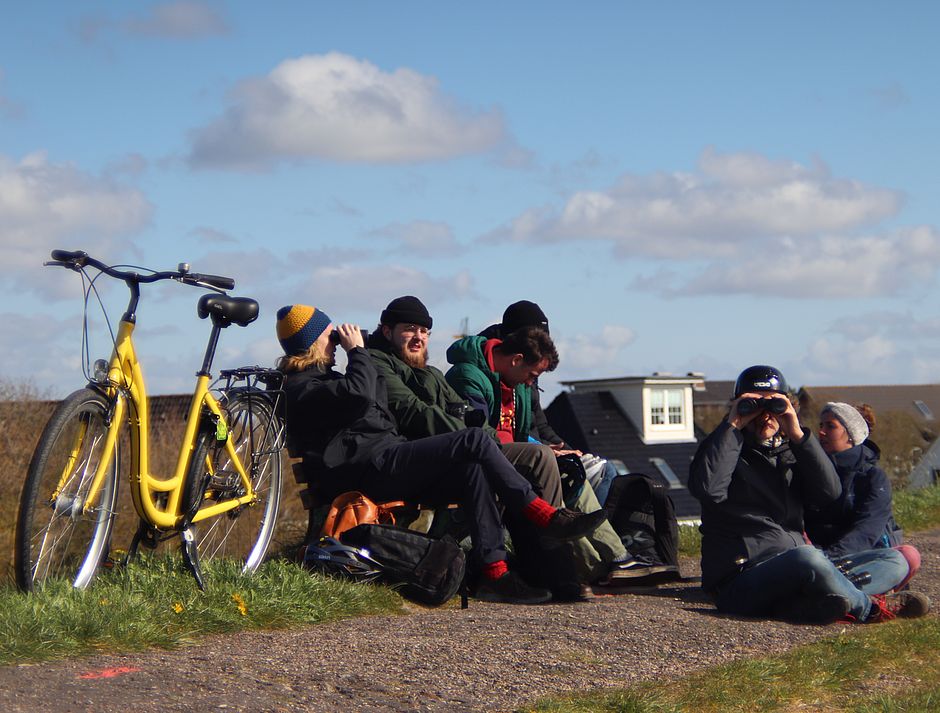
[821, 402, 870, 446]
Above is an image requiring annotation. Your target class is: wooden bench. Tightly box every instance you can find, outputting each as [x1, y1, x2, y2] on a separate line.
[288, 445, 461, 542]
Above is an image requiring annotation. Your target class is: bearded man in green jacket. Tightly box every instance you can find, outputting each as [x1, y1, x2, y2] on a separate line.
[368, 296, 644, 592]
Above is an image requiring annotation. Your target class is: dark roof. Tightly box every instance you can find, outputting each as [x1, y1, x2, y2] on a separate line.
[544, 390, 701, 519]
[798, 384, 940, 423]
[692, 379, 735, 407]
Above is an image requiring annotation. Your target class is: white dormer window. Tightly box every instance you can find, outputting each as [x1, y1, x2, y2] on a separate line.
[650, 388, 684, 426]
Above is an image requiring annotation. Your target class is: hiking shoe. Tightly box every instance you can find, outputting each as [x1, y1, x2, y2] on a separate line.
[473, 570, 552, 605]
[866, 590, 931, 623]
[773, 593, 852, 625]
[542, 508, 607, 541]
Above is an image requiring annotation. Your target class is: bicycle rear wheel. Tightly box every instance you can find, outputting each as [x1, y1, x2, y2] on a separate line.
[15, 388, 119, 591]
[186, 388, 282, 573]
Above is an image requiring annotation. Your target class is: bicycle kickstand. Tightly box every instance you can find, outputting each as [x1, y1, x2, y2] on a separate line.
[180, 526, 206, 591]
[126, 518, 160, 565]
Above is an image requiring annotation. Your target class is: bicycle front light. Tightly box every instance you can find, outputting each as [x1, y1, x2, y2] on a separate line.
[93, 359, 109, 384]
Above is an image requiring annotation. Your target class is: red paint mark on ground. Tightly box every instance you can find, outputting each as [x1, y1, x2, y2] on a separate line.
[78, 666, 140, 680]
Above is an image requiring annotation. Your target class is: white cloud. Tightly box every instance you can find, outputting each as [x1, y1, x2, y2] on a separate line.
[554, 324, 636, 373]
[298, 264, 475, 312]
[189, 226, 238, 245]
[792, 310, 940, 386]
[125, 1, 229, 38]
[187, 53, 508, 169]
[482, 148, 902, 258]
[369, 220, 463, 256]
[0, 152, 151, 287]
[675, 226, 940, 298]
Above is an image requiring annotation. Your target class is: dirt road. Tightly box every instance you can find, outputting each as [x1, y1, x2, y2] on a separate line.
[2, 530, 937, 712]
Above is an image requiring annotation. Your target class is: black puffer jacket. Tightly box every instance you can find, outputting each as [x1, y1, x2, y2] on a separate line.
[282, 347, 404, 499]
[688, 420, 841, 592]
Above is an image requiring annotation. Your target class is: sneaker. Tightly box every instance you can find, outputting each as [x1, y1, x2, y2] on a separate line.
[603, 555, 681, 584]
[773, 593, 852, 625]
[866, 590, 931, 623]
[473, 570, 553, 605]
[542, 508, 607, 541]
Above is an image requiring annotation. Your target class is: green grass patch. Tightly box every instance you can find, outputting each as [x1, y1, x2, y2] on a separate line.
[0, 555, 402, 665]
[893, 484, 940, 534]
[523, 617, 940, 713]
[677, 523, 701, 558]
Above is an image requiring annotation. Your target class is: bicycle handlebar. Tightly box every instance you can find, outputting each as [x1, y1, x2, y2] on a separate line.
[46, 249, 236, 292]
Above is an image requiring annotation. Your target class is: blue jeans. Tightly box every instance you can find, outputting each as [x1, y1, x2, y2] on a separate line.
[830, 548, 908, 595]
[715, 545, 872, 620]
[590, 461, 619, 505]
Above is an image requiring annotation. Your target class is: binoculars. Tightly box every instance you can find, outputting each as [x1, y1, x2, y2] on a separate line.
[329, 328, 369, 345]
[737, 396, 788, 416]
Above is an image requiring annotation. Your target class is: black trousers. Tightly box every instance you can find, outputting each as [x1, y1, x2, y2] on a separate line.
[352, 428, 537, 565]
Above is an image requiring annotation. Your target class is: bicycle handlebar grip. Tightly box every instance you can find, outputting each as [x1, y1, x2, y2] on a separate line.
[194, 273, 236, 290]
[50, 249, 88, 264]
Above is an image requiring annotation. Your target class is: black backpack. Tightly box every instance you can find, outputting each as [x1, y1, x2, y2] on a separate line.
[604, 473, 679, 567]
[340, 523, 467, 607]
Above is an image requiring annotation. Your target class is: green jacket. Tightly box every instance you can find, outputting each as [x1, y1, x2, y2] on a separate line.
[366, 332, 496, 440]
[445, 336, 533, 442]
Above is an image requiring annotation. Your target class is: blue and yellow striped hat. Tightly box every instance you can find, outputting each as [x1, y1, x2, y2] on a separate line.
[276, 305, 332, 356]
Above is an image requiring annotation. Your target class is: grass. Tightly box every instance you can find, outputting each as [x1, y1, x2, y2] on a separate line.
[0, 554, 402, 665]
[893, 484, 940, 534]
[523, 617, 940, 712]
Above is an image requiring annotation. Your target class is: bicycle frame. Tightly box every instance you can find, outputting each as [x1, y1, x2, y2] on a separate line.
[76, 316, 258, 531]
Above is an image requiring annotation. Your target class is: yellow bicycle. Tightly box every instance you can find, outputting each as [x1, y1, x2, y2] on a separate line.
[15, 249, 285, 591]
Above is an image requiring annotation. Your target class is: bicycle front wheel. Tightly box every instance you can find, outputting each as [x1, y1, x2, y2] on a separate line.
[187, 389, 282, 573]
[15, 388, 120, 592]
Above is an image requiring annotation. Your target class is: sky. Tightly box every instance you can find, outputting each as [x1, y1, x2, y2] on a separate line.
[2, 1, 939, 404]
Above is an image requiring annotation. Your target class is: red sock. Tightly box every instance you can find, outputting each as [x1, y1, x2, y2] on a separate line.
[522, 497, 557, 528]
[482, 560, 508, 581]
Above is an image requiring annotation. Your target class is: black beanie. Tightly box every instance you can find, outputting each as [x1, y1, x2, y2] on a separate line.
[502, 300, 549, 335]
[380, 296, 433, 329]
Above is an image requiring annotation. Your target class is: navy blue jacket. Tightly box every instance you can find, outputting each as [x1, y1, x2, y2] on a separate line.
[804, 443, 902, 558]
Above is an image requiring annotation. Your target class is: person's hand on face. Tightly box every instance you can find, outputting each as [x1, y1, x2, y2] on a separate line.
[729, 392, 765, 430]
[729, 392, 803, 442]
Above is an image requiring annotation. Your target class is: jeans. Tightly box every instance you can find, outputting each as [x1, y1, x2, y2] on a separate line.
[830, 548, 909, 595]
[590, 460, 619, 506]
[715, 545, 872, 620]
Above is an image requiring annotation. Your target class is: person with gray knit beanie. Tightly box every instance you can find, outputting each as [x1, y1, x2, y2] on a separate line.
[807, 402, 928, 616]
[819, 402, 869, 447]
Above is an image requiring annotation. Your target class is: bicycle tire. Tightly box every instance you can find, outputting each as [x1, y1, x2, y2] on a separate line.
[15, 388, 120, 592]
[186, 388, 282, 573]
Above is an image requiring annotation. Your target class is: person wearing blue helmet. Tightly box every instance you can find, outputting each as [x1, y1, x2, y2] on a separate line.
[689, 365, 929, 624]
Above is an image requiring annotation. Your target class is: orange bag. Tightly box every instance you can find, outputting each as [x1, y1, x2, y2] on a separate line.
[320, 491, 405, 539]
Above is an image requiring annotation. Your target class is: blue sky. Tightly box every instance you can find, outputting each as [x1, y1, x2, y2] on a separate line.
[2, 2, 939, 402]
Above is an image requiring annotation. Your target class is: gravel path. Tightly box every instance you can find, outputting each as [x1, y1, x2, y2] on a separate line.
[2, 530, 938, 713]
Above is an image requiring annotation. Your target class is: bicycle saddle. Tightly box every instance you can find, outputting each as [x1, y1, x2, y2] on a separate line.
[197, 294, 260, 327]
